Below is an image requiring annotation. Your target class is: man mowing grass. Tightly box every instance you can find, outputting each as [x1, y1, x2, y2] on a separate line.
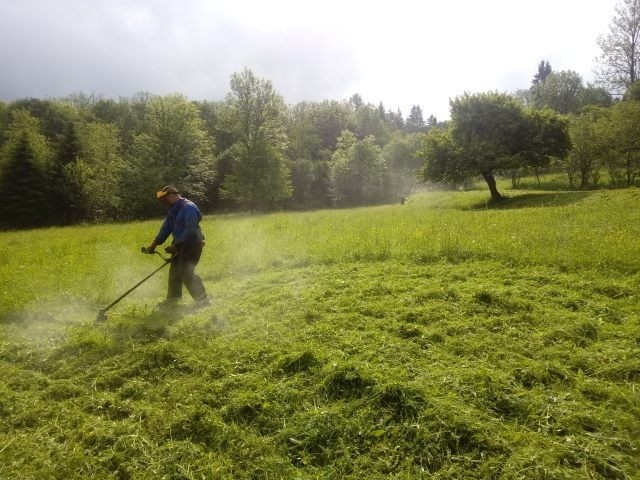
[143, 185, 210, 309]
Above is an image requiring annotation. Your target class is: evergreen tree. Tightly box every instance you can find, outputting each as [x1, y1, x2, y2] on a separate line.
[405, 105, 426, 133]
[387, 108, 405, 130]
[50, 122, 87, 224]
[0, 133, 50, 228]
[532, 60, 552, 85]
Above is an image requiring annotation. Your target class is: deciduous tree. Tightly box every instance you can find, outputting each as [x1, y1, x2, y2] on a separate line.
[124, 94, 216, 216]
[77, 122, 126, 220]
[530, 71, 585, 114]
[596, 0, 640, 94]
[567, 109, 603, 188]
[383, 132, 421, 196]
[329, 131, 387, 206]
[221, 69, 291, 210]
[416, 127, 465, 187]
[418, 93, 568, 200]
[519, 108, 571, 184]
[609, 99, 640, 185]
[449, 92, 526, 200]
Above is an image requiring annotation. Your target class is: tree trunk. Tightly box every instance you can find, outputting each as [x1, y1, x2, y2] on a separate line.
[481, 170, 502, 201]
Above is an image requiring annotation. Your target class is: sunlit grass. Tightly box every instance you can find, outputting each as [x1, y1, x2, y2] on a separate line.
[0, 187, 639, 478]
[204, 188, 640, 275]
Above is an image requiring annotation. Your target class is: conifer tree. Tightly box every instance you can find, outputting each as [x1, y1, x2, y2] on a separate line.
[50, 122, 87, 224]
[405, 105, 426, 133]
[0, 133, 50, 228]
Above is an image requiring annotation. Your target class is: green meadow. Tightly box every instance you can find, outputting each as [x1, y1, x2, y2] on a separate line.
[1, 186, 639, 479]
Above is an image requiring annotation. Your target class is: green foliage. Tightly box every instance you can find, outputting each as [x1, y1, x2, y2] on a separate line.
[287, 101, 323, 161]
[565, 101, 640, 189]
[329, 131, 387, 206]
[353, 103, 392, 144]
[530, 70, 585, 114]
[622, 80, 640, 101]
[7, 98, 78, 139]
[405, 105, 427, 133]
[50, 122, 88, 224]
[382, 132, 421, 196]
[76, 122, 126, 220]
[519, 107, 571, 181]
[123, 94, 217, 216]
[4, 65, 640, 228]
[0, 189, 639, 478]
[419, 94, 571, 199]
[608, 100, 640, 186]
[0, 133, 50, 228]
[0, 108, 51, 164]
[221, 68, 292, 210]
[567, 109, 603, 188]
[450, 92, 527, 199]
[596, 0, 640, 93]
[288, 157, 330, 209]
[416, 126, 465, 186]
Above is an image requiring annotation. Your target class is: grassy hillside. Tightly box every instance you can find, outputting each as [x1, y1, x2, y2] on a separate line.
[1, 188, 639, 479]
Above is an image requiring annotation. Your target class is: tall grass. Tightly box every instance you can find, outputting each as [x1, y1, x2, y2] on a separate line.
[206, 188, 640, 275]
[0, 188, 639, 479]
[2, 188, 638, 319]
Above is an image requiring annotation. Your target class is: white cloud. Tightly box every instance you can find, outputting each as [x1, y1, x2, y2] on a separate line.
[0, 0, 619, 119]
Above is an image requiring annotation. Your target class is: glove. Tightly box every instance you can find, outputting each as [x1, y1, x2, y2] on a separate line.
[164, 244, 178, 255]
[141, 246, 156, 254]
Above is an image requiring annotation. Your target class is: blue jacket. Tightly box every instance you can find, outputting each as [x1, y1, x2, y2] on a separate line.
[154, 198, 204, 246]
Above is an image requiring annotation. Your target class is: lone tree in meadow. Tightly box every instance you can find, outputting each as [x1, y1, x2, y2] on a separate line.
[416, 92, 570, 200]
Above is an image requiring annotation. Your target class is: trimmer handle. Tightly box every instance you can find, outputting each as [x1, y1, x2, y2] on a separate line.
[140, 246, 173, 262]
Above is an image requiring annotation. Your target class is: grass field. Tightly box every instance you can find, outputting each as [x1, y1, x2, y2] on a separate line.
[1, 187, 639, 479]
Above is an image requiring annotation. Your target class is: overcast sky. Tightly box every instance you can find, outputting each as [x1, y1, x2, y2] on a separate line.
[0, 0, 619, 120]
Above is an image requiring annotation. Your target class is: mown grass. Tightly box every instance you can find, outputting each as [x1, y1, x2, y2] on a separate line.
[0, 187, 639, 479]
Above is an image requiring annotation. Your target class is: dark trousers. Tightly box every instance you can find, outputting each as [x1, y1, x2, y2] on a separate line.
[167, 242, 207, 301]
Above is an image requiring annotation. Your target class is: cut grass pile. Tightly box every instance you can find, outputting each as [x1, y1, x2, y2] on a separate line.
[0, 188, 639, 479]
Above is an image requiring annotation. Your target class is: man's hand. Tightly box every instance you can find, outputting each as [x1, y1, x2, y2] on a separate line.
[164, 244, 178, 255]
[142, 245, 156, 254]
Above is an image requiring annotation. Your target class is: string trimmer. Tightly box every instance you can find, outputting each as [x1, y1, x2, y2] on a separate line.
[96, 249, 174, 322]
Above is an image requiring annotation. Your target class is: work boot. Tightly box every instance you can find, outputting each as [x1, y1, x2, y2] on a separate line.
[157, 298, 180, 310]
[194, 296, 211, 309]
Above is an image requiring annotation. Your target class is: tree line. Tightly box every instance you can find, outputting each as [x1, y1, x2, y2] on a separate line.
[1, 0, 639, 228]
[0, 68, 429, 229]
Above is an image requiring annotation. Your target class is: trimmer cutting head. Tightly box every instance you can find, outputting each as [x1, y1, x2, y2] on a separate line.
[94, 251, 174, 323]
[96, 308, 108, 323]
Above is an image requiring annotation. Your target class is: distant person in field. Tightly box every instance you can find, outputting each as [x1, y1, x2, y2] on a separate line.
[400, 194, 408, 205]
[143, 186, 210, 308]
